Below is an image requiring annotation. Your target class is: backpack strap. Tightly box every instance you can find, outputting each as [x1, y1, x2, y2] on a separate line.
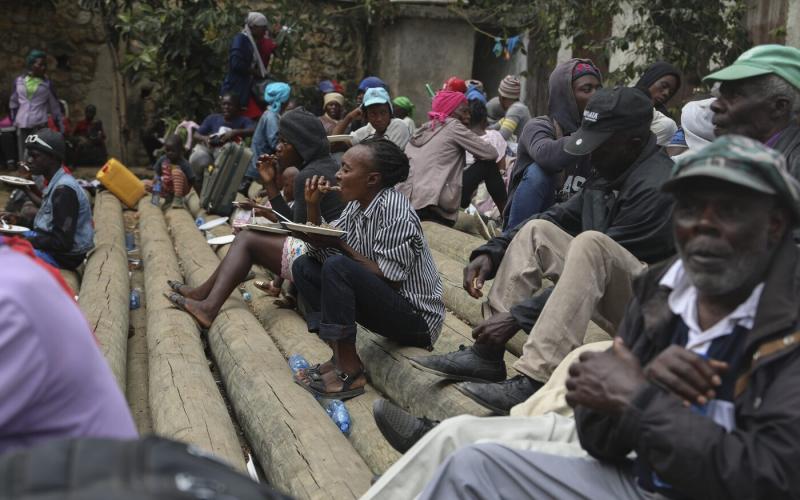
[735, 330, 800, 398]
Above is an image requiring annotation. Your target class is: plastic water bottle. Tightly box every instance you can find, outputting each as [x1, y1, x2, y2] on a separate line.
[325, 400, 352, 436]
[288, 354, 310, 376]
[124, 232, 135, 251]
[195, 216, 205, 227]
[242, 291, 252, 302]
[129, 288, 141, 309]
[151, 176, 161, 206]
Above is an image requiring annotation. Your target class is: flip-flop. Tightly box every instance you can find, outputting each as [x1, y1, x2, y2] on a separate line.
[163, 292, 210, 330]
[296, 368, 366, 400]
[167, 279, 187, 294]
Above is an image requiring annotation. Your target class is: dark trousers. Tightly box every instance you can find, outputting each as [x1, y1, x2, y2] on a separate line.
[292, 254, 431, 347]
[461, 160, 508, 209]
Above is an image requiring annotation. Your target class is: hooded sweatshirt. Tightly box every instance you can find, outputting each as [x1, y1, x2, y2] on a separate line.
[504, 59, 598, 222]
[270, 107, 345, 223]
[397, 117, 497, 222]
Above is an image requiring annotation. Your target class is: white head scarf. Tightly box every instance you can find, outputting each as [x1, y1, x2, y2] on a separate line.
[243, 12, 268, 79]
[682, 98, 716, 152]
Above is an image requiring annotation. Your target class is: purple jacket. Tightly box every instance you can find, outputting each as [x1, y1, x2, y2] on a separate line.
[9, 75, 62, 131]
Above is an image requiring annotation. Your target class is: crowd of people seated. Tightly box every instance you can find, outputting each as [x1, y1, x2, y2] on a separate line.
[3, 8, 800, 497]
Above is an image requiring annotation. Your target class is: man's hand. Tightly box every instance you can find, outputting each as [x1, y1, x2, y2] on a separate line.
[257, 155, 278, 187]
[0, 213, 18, 225]
[644, 345, 727, 406]
[346, 108, 363, 122]
[463, 254, 493, 298]
[472, 312, 521, 345]
[565, 338, 646, 414]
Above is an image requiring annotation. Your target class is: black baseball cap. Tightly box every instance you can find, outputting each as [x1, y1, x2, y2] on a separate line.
[25, 128, 65, 161]
[564, 87, 653, 156]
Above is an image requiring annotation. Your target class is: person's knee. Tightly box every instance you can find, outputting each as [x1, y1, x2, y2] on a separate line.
[517, 218, 559, 242]
[321, 254, 356, 281]
[568, 230, 613, 261]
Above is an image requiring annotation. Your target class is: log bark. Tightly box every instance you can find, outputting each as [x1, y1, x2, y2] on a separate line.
[139, 200, 246, 470]
[422, 221, 485, 264]
[165, 208, 372, 500]
[78, 191, 129, 390]
[244, 285, 402, 475]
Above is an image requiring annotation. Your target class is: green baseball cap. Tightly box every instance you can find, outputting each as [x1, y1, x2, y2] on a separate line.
[663, 134, 800, 224]
[704, 44, 800, 90]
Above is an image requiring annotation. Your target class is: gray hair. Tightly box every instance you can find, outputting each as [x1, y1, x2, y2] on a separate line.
[748, 74, 800, 117]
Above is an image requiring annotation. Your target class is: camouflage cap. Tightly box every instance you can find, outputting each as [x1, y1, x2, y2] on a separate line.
[663, 134, 800, 224]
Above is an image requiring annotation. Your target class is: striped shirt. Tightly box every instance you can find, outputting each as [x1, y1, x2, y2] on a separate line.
[307, 187, 446, 342]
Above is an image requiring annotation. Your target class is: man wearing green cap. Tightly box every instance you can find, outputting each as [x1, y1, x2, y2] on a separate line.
[705, 44, 800, 179]
[414, 134, 800, 499]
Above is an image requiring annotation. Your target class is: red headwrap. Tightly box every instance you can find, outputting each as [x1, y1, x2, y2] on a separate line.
[428, 91, 467, 129]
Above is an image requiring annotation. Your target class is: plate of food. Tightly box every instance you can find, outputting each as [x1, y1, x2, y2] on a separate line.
[0, 175, 35, 186]
[281, 222, 346, 237]
[245, 223, 290, 235]
[198, 217, 229, 231]
[207, 234, 236, 245]
[0, 223, 30, 234]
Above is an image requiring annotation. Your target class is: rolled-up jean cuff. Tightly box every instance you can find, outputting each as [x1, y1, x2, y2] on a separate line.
[319, 322, 357, 342]
[305, 312, 322, 333]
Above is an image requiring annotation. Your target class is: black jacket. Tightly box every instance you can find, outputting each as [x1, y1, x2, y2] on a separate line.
[575, 235, 800, 500]
[473, 134, 675, 328]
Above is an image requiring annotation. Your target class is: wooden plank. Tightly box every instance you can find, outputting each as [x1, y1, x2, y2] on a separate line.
[165, 208, 372, 499]
[78, 191, 129, 390]
[139, 201, 246, 470]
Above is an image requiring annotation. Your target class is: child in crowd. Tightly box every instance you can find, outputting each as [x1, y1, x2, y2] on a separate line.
[145, 134, 200, 210]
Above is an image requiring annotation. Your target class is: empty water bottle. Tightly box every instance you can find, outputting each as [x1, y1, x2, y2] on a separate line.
[151, 176, 161, 206]
[288, 354, 310, 376]
[195, 216, 205, 227]
[129, 288, 141, 309]
[124, 232, 135, 251]
[325, 400, 352, 436]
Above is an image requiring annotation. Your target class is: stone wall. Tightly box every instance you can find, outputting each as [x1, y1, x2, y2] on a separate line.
[0, 1, 118, 151]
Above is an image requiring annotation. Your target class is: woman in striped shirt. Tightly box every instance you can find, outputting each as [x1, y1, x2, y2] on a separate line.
[291, 138, 445, 399]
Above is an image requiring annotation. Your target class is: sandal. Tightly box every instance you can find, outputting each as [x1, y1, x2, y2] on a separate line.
[254, 279, 281, 297]
[163, 292, 210, 330]
[296, 368, 366, 400]
[167, 279, 187, 294]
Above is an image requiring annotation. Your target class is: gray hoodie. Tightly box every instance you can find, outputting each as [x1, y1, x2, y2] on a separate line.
[504, 59, 599, 222]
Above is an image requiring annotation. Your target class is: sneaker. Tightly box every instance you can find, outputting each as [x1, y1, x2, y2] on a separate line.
[408, 345, 506, 383]
[373, 398, 439, 453]
[455, 375, 544, 415]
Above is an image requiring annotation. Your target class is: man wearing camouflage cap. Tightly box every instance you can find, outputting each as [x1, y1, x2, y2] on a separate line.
[416, 134, 800, 499]
[706, 44, 800, 178]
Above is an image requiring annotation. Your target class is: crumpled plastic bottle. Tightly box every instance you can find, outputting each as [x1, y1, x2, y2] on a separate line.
[325, 400, 351, 436]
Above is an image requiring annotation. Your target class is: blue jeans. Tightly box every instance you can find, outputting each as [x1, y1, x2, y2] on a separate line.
[292, 254, 431, 347]
[505, 163, 557, 231]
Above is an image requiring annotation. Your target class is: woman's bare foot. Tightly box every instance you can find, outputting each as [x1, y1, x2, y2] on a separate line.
[168, 280, 210, 301]
[164, 292, 214, 329]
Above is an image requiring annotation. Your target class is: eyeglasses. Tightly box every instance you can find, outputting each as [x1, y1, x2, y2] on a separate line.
[25, 134, 54, 151]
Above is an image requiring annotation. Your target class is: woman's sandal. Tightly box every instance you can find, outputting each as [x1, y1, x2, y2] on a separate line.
[296, 368, 367, 400]
[163, 292, 210, 330]
[167, 279, 187, 294]
[254, 279, 281, 297]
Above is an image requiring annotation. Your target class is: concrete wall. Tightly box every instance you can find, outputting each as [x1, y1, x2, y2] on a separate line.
[369, 16, 475, 119]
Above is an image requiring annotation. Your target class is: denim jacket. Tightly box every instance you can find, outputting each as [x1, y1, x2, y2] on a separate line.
[34, 168, 94, 255]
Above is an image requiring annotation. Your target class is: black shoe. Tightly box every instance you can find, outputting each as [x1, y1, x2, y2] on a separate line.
[455, 375, 544, 415]
[408, 345, 506, 383]
[373, 398, 439, 453]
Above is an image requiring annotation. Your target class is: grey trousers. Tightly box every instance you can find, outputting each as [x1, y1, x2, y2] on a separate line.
[486, 220, 647, 382]
[418, 443, 661, 500]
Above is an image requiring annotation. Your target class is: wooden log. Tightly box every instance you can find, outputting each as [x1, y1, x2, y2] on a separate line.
[422, 220, 485, 264]
[165, 208, 372, 499]
[138, 200, 246, 470]
[78, 191, 129, 390]
[243, 284, 402, 475]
